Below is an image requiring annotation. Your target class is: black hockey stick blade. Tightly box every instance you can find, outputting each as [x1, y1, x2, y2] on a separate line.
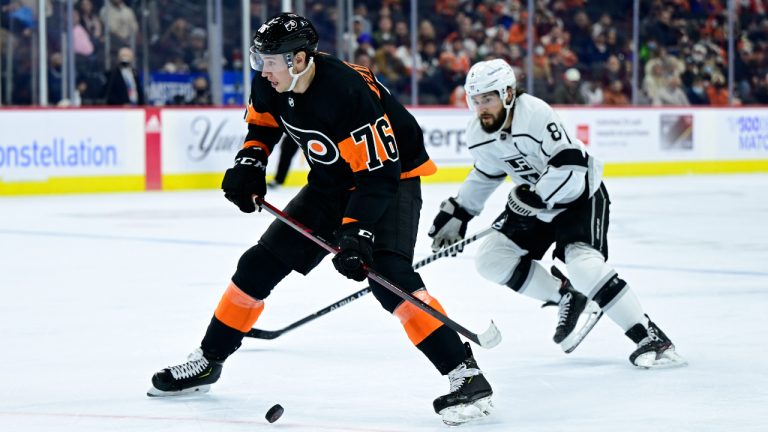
[244, 228, 493, 340]
[245, 328, 281, 340]
[246, 287, 372, 339]
[254, 198, 502, 349]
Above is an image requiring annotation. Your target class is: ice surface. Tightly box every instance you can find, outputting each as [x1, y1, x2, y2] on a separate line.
[1, 174, 767, 431]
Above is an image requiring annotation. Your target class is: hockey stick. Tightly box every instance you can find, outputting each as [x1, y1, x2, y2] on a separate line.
[253, 198, 502, 348]
[246, 227, 495, 340]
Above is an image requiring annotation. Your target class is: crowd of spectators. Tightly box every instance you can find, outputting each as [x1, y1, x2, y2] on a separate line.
[2, 0, 768, 106]
[1, 0, 217, 105]
[335, 0, 768, 106]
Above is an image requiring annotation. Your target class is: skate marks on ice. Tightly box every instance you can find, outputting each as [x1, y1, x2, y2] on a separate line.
[1, 176, 768, 431]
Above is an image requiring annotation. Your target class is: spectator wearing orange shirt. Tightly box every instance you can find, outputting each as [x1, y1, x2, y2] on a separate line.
[508, 12, 530, 45]
[542, 27, 566, 56]
[706, 76, 730, 105]
[603, 79, 629, 105]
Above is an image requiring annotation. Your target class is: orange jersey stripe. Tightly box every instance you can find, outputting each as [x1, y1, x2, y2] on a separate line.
[213, 282, 265, 332]
[401, 159, 437, 179]
[337, 135, 366, 172]
[341, 217, 359, 225]
[245, 104, 279, 128]
[243, 140, 271, 156]
[393, 289, 447, 345]
[343, 61, 380, 99]
[338, 134, 392, 173]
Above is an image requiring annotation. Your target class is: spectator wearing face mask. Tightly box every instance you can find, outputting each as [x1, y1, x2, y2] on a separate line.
[103, 47, 145, 106]
[686, 76, 710, 105]
[186, 76, 212, 105]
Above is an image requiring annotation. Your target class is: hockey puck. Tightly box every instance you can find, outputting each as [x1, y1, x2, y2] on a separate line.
[265, 404, 284, 423]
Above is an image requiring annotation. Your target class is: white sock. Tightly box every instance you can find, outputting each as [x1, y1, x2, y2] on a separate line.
[565, 243, 646, 332]
[517, 261, 562, 303]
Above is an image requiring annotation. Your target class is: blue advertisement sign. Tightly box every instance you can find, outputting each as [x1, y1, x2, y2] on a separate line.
[147, 71, 249, 106]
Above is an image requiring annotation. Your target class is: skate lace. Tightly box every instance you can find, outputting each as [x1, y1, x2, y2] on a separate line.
[638, 325, 662, 347]
[168, 348, 210, 380]
[557, 292, 573, 326]
[447, 362, 481, 393]
[646, 325, 662, 342]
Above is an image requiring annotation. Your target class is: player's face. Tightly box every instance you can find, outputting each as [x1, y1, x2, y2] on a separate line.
[471, 91, 506, 133]
[260, 54, 292, 92]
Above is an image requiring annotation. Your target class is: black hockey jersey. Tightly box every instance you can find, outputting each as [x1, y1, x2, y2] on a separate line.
[242, 53, 435, 227]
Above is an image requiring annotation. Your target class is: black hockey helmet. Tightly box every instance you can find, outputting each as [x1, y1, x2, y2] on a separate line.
[250, 12, 318, 72]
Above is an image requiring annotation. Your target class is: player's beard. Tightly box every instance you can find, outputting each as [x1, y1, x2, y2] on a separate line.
[479, 107, 508, 133]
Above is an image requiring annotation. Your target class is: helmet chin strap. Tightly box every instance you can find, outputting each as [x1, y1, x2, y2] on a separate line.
[487, 89, 515, 134]
[286, 56, 315, 92]
[487, 107, 513, 134]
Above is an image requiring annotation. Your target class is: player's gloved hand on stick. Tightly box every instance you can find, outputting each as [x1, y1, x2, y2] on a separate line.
[428, 197, 475, 254]
[495, 184, 545, 235]
[332, 223, 374, 282]
[221, 147, 268, 213]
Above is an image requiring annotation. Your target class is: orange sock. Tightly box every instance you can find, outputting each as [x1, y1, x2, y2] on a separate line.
[393, 289, 447, 345]
[213, 282, 265, 332]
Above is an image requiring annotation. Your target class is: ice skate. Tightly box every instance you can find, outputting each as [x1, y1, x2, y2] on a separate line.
[546, 267, 603, 353]
[433, 343, 493, 426]
[147, 348, 223, 396]
[627, 317, 687, 369]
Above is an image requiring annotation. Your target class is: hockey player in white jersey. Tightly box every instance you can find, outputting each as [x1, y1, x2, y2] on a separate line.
[429, 59, 686, 368]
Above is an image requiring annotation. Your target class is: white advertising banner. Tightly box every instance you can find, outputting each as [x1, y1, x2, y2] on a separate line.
[161, 108, 247, 174]
[713, 109, 768, 159]
[160, 108, 476, 174]
[159, 108, 312, 178]
[0, 110, 145, 182]
[414, 108, 473, 166]
[159, 106, 766, 176]
[413, 107, 708, 165]
[556, 108, 708, 163]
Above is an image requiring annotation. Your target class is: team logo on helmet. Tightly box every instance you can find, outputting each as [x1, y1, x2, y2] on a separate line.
[284, 20, 297, 31]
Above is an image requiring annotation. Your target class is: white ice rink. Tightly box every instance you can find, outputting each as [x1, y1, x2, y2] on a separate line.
[1, 174, 767, 431]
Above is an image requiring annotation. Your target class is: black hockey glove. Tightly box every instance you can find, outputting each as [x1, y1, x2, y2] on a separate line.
[495, 184, 545, 235]
[221, 147, 268, 213]
[428, 197, 475, 253]
[332, 223, 375, 282]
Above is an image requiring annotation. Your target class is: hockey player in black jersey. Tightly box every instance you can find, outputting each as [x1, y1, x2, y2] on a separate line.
[429, 59, 687, 368]
[147, 13, 492, 425]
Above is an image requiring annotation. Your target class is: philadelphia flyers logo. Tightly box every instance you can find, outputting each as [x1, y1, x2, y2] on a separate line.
[282, 118, 339, 165]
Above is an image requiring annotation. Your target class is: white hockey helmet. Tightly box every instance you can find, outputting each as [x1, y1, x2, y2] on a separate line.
[464, 59, 517, 111]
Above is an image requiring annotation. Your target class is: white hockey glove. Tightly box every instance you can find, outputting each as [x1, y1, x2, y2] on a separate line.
[428, 197, 475, 253]
[495, 184, 546, 235]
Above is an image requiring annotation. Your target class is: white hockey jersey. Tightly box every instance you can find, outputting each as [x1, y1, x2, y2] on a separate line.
[455, 93, 604, 222]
